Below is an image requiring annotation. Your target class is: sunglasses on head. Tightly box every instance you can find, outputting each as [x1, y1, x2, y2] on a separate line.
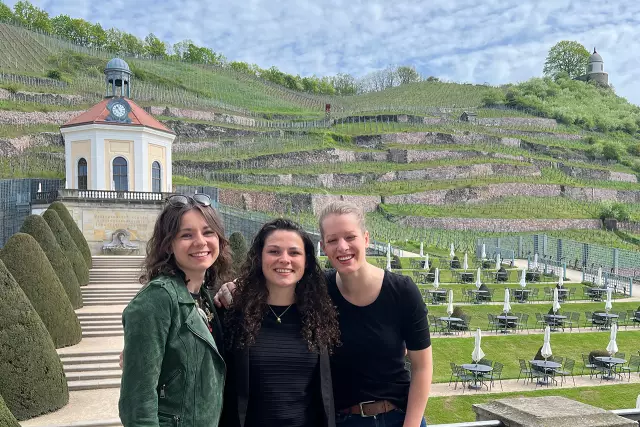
[166, 194, 212, 208]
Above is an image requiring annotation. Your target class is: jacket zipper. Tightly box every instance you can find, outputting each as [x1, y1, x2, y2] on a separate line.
[159, 370, 181, 399]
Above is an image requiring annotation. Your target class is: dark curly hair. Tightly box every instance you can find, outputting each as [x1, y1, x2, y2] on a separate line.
[225, 218, 340, 353]
[141, 199, 232, 290]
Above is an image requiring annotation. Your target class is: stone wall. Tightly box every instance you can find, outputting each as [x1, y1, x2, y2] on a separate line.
[0, 109, 82, 125]
[164, 120, 280, 139]
[0, 88, 87, 105]
[476, 117, 558, 128]
[0, 132, 63, 156]
[146, 106, 256, 127]
[398, 216, 602, 232]
[179, 164, 541, 189]
[353, 131, 521, 149]
[560, 165, 638, 183]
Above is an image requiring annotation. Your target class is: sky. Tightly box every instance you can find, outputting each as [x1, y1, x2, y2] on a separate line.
[7, 0, 640, 105]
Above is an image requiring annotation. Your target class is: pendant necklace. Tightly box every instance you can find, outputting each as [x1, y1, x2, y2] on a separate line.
[268, 304, 293, 323]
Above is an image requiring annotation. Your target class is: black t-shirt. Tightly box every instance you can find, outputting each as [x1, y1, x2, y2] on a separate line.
[244, 304, 322, 427]
[326, 270, 431, 411]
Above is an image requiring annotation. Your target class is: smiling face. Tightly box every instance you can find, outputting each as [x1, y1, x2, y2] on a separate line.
[261, 230, 306, 292]
[170, 209, 220, 282]
[321, 213, 369, 274]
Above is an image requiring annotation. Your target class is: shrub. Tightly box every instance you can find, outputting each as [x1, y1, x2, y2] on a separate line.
[20, 214, 83, 308]
[48, 201, 92, 269]
[0, 233, 81, 348]
[589, 349, 610, 364]
[451, 306, 465, 319]
[599, 202, 630, 221]
[0, 259, 69, 420]
[43, 209, 89, 285]
[0, 394, 19, 427]
[228, 232, 248, 272]
[46, 69, 62, 80]
[533, 346, 544, 360]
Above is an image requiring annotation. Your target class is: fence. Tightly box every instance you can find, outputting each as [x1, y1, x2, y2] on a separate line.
[477, 234, 640, 280]
[0, 178, 64, 248]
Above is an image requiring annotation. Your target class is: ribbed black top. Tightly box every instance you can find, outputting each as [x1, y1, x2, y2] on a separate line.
[244, 304, 322, 427]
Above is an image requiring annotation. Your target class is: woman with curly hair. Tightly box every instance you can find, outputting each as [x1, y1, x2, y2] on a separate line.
[119, 194, 232, 427]
[220, 218, 340, 427]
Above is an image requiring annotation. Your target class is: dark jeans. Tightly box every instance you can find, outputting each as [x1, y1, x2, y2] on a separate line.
[336, 409, 427, 427]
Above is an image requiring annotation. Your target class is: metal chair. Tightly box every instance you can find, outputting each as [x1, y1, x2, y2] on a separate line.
[488, 361, 504, 391]
[618, 355, 640, 381]
[581, 353, 597, 379]
[557, 358, 576, 386]
[517, 359, 532, 384]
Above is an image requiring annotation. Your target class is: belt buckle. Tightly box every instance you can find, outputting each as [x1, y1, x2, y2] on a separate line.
[359, 401, 376, 417]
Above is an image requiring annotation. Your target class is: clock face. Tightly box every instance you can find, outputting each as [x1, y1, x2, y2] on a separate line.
[112, 103, 127, 118]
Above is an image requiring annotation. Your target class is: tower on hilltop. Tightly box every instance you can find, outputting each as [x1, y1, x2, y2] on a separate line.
[574, 47, 609, 86]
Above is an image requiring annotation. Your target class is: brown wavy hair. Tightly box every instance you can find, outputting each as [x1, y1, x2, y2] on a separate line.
[141, 200, 232, 290]
[225, 218, 340, 353]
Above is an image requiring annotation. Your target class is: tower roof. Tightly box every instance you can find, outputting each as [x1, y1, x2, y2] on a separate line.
[61, 98, 175, 135]
[589, 48, 603, 63]
[105, 57, 131, 73]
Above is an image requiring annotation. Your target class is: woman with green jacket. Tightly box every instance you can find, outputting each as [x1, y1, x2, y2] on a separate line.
[119, 194, 232, 427]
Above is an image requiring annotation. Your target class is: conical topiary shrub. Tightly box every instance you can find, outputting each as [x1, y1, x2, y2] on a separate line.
[43, 209, 90, 286]
[0, 394, 19, 427]
[48, 201, 92, 269]
[229, 232, 248, 272]
[0, 233, 82, 348]
[0, 259, 69, 420]
[21, 214, 83, 309]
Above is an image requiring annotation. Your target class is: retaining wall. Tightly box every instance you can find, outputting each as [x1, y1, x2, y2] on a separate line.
[397, 217, 602, 232]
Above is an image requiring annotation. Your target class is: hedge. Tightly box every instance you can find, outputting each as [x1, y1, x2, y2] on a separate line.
[229, 232, 248, 272]
[0, 394, 19, 427]
[0, 233, 82, 348]
[48, 201, 92, 269]
[21, 214, 83, 309]
[43, 209, 90, 286]
[0, 259, 69, 420]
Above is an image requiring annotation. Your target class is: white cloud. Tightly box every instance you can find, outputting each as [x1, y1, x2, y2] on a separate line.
[6, 0, 640, 104]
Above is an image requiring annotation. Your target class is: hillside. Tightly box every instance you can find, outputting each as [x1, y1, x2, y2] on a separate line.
[1, 23, 640, 260]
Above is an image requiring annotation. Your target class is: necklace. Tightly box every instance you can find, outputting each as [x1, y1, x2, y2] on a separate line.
[268, 304, 294, 324]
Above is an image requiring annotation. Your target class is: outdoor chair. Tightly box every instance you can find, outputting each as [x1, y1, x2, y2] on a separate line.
[451, 314, 471, 335]
[487, 314, 499, 333]
[478, 358, 493, 367]
[455, 365, 474, 393]
[550, 356, 564, 365]
[534, 312, 547, 330]
[488, 361, 504, 391]
[584, 311, 594, 329]
[614, 352, 625, 360]
[627, 310, 639, 327]
[529, 287, 539, 302]
[449, 362, 459, 386]
[557, 358, 576, 386]
[516, 313, 530, 333]
[581, 353, 598, 379]
[616, 311, 627, 329]
[517, 359, 532, 384]
[618, 355, 640, 381]
[568, 287, 577, 301]
[567, 312, 580, 332]
[543, 287, 552, 300]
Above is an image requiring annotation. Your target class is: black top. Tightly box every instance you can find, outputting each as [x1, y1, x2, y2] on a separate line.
[326, 270, 430, 411]
[244, 304, 323, 427]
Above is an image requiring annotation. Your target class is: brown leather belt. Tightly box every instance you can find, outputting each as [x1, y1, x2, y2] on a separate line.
[338, 400, 397, 417]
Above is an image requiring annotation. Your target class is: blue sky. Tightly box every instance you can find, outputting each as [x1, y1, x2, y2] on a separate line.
[7, 0, 640, 105]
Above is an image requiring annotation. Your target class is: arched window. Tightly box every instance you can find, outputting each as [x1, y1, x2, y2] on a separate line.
[77, 158, 88, 190]
[113, 156, 128, 191]
[152, 161, 162, 193]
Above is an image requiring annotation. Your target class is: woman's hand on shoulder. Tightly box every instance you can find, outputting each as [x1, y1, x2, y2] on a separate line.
[213, 280, 237, 308]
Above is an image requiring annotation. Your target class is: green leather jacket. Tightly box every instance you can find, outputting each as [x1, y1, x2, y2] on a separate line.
[119, 274, 226, 427]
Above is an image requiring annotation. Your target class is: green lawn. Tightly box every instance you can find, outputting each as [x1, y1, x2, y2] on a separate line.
[430, 330, 640, 384]
[427, 301, 639, 332]
[426, 384, 640, 424]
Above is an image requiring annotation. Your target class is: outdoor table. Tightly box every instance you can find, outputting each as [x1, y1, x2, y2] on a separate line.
[529, 360, 561, 385]
[594, 356, 626, 380]
[588, 287, 607, 301]
[461, 363, 492, 390]
[593, 312, 619, 329]
[460, 272, 474, 283]
[556, 288, 569, 301]
[496, 315, 518, 334]
[514, 288, 531, 302]
[544, 314, 567, 331]
[439, 317, 463, 335]
[428, 289, 446, 304]
[470, 289, 488, 304]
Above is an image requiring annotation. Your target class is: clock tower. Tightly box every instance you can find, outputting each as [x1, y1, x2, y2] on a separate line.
[60, 57, 176, 193]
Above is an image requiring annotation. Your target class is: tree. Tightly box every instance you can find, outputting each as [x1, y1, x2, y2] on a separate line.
[229, 61, 257, 76]
[0, 1, 16, 22]
[13, 0, 52, 33]
[396, 65, 421, 85]
[43, 209, 89, 286]
[121, 32, 145, 57]
[331, 73, 358, 95]
[105, 27, 124, 53]
[48, 201, 92, 269]
[229, 232, 248, 272]
[543, 40, 590, 79]
[20, 214, 83, 308]
[88, 22, 107, 48]
[144, 33, 167, 58]
[0, 259, 69, 420]
[0, 393, 19, 427]
[0, 233, 82, 348]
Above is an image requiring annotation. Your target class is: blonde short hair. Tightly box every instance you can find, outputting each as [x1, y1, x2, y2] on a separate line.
[318, 201, 367, 239]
